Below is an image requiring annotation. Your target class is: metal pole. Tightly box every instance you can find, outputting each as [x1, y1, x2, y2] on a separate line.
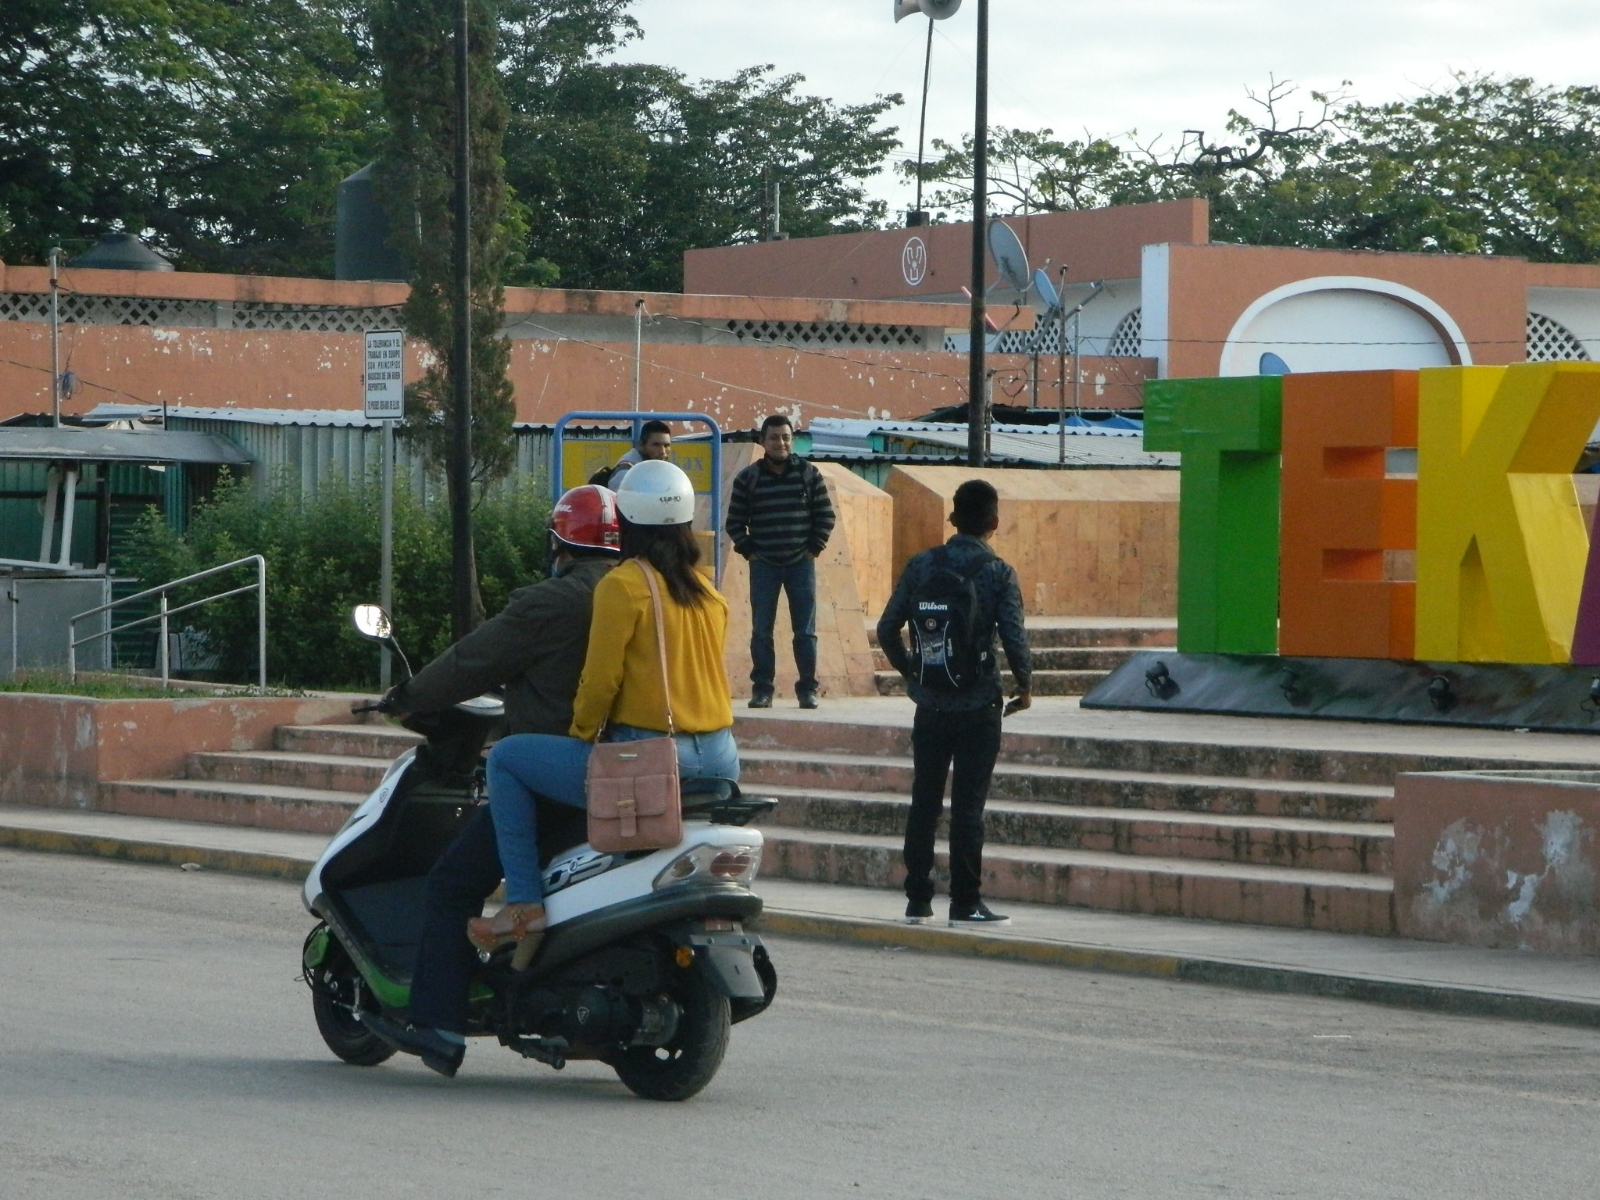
[966, 0, 989, 468]
[257, 556, 267, 690]
[632, 300, 644, 412]
[56, 466, 78, 567]
[914, 16, 935, 220]
[449, 0, 475, 641]
[15, 585, 24, 681]
[1058, 267, 1068, 465]
[159, 592, 170, 689]
[38, 467, 58, 563]
[49, 248, 61, 428]
[1072, 309, 1083, 417]
[380, 419, 394, 690]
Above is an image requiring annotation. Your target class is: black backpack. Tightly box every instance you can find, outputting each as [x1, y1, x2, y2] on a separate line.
[909, 547, 995, 691]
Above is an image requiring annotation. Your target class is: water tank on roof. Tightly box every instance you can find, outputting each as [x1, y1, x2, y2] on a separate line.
[67, 233, 174, 271]
[336, 163, 409, 282]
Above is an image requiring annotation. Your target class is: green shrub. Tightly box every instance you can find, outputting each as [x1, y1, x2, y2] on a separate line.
[123, 473, 550, 688]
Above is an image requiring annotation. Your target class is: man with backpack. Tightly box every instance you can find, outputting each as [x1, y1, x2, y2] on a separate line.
[877, 479, 1032, 926]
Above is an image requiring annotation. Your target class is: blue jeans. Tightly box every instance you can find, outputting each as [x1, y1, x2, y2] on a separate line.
[749, 556, 818, 695]
[486, 724, 740, 904]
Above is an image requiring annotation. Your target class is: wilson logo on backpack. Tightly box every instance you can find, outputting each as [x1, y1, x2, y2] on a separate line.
[909, 549, 993, 691]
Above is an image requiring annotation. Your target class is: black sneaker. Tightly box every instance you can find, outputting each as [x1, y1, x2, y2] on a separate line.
[797, 691, 820, 710]
[948, 900, 1011, 927]
[748, 691, 773, 709]
[904, 899, 934, 924]
[364, 1014, 466, 1078]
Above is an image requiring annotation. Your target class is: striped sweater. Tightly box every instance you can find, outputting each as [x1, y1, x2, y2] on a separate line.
[725, 456, 836, 566]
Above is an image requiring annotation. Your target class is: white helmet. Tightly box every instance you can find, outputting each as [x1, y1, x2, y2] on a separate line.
[614, 458, 695, 526]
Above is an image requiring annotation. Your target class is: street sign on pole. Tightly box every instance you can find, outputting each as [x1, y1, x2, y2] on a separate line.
[364, 330, 403, 688]
[364, 330, 405, 420]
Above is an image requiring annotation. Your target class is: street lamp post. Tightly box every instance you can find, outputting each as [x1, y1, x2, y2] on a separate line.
[449, 0, 475, 641]
[966, 0, 989, 467]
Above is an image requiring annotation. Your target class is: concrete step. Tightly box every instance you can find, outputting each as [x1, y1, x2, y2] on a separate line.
[867, 621, 1177, 651]
[757, 825, 1396, 936]
[732, 714, 1552, 788]
[737, 750, 1394, 822]
[99, 778, 363, 835]
[751, 784, 1392, 874]
[188, 750, 392, 793]
[275, 723, 421, 760]
[870, 646, 1139, 672]
[874, 669, 1110, 697]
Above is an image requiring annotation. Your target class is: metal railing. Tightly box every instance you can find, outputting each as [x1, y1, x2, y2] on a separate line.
[69, 555, 267, 689]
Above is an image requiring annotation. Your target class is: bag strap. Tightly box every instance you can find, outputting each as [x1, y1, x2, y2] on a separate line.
[636, 559, 676, 736]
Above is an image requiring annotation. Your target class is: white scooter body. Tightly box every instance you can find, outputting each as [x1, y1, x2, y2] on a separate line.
[301, 748, 766, 927]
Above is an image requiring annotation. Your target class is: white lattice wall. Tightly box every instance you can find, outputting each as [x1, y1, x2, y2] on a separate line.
[0, 291, 405, 333]
[1526, 311, 1590, 362]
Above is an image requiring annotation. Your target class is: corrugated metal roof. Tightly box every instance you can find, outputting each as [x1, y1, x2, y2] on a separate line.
[0, 426, 250, 465]
[896, 426, 1176, 468]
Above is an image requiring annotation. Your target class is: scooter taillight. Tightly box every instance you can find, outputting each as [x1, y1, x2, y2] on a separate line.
[653, 842, 762, 889]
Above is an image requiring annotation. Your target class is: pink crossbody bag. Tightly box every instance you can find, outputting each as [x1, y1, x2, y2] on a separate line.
[586, 561, 683, 854]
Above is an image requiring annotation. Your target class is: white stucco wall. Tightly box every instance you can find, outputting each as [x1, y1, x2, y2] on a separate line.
[1219, 278, 1468, 376]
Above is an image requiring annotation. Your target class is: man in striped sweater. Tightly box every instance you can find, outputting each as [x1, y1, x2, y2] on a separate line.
[725, 414, 836, 708]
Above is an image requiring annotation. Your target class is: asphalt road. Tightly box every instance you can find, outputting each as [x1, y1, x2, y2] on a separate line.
[2, 850, 1598, 1200]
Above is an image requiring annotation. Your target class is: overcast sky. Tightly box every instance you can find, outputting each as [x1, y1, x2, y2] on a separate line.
[625, 0, 1600, 216]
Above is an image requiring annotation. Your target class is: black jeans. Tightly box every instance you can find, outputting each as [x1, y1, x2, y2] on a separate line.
[902, 702, 1004, 908]
[407, 805, 502, 1035]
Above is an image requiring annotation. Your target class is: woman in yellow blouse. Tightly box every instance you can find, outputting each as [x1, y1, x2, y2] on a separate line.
[475, 460, 738, 966]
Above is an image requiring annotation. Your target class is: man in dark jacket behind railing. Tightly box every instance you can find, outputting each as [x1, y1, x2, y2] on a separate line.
[363, 484, 619, 1077]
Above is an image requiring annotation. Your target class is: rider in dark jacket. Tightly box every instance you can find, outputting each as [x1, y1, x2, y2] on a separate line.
[364, 484, 620, 1077]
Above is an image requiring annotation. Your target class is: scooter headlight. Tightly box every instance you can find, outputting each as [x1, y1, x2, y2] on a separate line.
[653, 842, 762, 889]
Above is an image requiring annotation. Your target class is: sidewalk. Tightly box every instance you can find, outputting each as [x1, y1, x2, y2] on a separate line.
[3, 803, 1596, 1028]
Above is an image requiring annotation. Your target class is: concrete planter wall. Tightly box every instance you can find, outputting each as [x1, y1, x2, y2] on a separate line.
[1394, 770, 1600, 954]
[0, 692, 355, 810]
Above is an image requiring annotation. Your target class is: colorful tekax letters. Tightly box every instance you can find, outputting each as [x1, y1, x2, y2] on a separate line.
[1147, 363, 1600, 664]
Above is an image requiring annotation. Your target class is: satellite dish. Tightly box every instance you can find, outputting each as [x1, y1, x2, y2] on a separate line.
[1032, 268, 1061, 313]
[1259, 352, 1292, 376]
[987, 219, 1030, 294]
[895, 0, 961, 22]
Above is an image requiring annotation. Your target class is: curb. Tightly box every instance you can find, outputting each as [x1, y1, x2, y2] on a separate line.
[6, 822, 1597, 1030]
[749, 910, 1600, 1030]
[0, 824, 312, 883]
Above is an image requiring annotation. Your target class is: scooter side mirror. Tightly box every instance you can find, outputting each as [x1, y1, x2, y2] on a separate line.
[352, 604, 393, 641]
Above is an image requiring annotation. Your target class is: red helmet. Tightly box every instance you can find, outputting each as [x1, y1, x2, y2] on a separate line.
[550, 484, 621, 552]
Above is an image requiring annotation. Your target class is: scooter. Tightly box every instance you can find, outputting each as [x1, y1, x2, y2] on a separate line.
[299, 604, 777, 1100]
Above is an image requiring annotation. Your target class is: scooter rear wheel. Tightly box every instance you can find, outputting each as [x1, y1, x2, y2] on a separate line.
[312, 953, 397, 1067]
[609, 965, 730, 1101]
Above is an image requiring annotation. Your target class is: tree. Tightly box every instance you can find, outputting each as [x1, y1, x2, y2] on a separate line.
[0, 1, 379, 274]
[909, 74, 1600, 267]
[372, 0, 519, 636]
[500, 1, 902, 290]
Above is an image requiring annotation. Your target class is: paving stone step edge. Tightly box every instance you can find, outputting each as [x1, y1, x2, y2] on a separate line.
[6, 817, 1589, 1029]
[280, 720, 1551, 791]
[875, 670, 1109, 697]
[758, 827, 1398, 937]
[866, 625, 1177, 650]
[99, 773, 1395, 874]
[754, 790, 1394, 876]
[731, 718, 1587, 788]
[190, 745, 1398, 824]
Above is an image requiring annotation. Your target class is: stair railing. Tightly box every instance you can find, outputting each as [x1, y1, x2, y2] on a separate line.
[69, 555, 267, 689]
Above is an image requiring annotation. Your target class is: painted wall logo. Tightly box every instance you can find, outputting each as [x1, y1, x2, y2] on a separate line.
[902, 237, 928, 287]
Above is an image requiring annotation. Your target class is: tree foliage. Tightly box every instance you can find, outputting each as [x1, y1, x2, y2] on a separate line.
[0, 0, 380, 273]
[1, 0, 901, 288]
[372, 0, 517, 496]
[907, 74, 1600, 265]
[500, 2, 901, 291]
[124, 473, 550, 688]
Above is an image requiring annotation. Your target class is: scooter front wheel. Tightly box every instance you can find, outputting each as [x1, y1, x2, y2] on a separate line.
[311, 950, 397, 1067]
[608, 964, 730, 1101]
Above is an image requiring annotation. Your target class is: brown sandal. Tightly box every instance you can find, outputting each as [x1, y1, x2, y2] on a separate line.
[467, 902, 547, 970]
